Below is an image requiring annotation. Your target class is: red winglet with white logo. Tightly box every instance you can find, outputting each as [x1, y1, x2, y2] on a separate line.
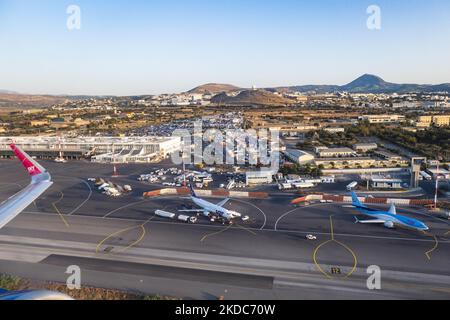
[10, 143, 45, 176]
[0, 144, 52, 231]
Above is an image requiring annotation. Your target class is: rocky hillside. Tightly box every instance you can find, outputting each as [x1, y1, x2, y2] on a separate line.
[188, 83, 241, 94]
[211, 89, 295, 106]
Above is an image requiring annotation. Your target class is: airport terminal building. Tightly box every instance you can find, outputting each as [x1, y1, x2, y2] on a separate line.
[0, 136, 181, 163]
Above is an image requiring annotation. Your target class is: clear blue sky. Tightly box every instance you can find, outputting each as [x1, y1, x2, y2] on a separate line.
[0, 0, 449, 95]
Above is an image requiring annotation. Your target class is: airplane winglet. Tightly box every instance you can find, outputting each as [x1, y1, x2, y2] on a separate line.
[354, 216, 360, 224]
[0, 144, 53, 231]
[9, 144, 46, 177]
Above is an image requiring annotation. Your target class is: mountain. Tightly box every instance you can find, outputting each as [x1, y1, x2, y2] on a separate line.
[342, 74, 450, 93]
[0, 89, 18, 94]
[271, 74, 450, 94]
[188, 83, 241, 94]
[211, 89, 295, 106]
[341, 74, 394, 92]
[269, 85, 340, 94]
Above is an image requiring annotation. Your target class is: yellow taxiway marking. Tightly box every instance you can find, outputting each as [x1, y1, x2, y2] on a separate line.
[329, 215, 335, 240]
[312, 240, 334, 279]
[200, 223, 234, 243]
[52, 191, 70, 228]
[113, 224, 147, 254]
[96, 219, 152, 255]
[234, 223, 257, 236]
[431, 287, 450, 295]
[200, 220, 258, 243]
[423, 232, 439, 260]
[312, 216, 358, 279]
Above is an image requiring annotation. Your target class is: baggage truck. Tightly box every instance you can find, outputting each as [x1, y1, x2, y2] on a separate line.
[155, 210, 176, 219]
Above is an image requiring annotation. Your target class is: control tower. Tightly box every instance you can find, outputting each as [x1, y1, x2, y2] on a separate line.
[411, 157, 427, 189]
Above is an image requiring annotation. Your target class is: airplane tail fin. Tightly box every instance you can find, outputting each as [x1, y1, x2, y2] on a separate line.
[388, 203, 397, 215]
[189, 180, 198, 198]
[10, 144, 46, 177]
[351, 192, 364, 207]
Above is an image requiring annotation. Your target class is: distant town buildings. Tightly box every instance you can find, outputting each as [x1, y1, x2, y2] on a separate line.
[323, 127, 345, 133]
[353, 143, 378, 153]
[359, 115, 406, 124]
[416, 115, 450, 127]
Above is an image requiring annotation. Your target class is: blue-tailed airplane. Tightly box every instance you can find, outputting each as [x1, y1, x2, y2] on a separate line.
[351, 192, 429, 231]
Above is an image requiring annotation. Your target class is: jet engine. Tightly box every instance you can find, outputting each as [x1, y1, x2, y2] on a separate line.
[384, 221, 395, 229]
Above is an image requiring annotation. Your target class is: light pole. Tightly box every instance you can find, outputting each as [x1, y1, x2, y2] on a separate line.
[434, 160, 439, 210]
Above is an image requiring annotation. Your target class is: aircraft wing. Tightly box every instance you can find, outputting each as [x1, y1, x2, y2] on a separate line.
[354, 217, 385, 224]
[0, 144, 53, 230]
[0, 290, 73, 300]
[178, 209, 204, 213]
[216, 198, 230, 207]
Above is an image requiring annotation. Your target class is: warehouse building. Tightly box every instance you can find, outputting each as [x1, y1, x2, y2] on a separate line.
[370, 177, 403, 189]
[359, 115, 406, 124]
[283, 149, 315, 164]
[318, 147, 356, 158]
[427, 168, 450, 180]
[314, 157, 375, 169]
[246, 170, 275, 185]
[353, 143, 378, 153]
[374, 150, 404, 162]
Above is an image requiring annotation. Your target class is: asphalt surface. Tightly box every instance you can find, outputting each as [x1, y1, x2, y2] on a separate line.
[0, 159, 450, 300]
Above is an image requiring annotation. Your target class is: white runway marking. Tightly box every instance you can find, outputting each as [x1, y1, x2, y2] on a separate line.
[20, 211, 450, 244]
[274, 203, 328, 231]
[50, 175, 93, 216]
[228, 198, 267, 230]
[102, 199, 152, 218]
[68, 179, 93, 215]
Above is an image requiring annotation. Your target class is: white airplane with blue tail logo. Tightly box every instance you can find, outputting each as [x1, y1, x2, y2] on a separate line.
[351, 192, 429, 231]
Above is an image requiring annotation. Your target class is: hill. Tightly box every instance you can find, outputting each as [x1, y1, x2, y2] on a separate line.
[188, 83, 241, 94]
[0, 90, 18, 94]
[0, 93, 78, 110]
[341, 74, 394, 92]
[269, 85, 340, 94]
[271, 74, 450, 94]
[342, 74, 450, 93]
[211, 89, 295, 106]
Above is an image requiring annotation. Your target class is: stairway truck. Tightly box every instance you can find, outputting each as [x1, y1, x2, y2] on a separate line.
[346, 181, 358, 191]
